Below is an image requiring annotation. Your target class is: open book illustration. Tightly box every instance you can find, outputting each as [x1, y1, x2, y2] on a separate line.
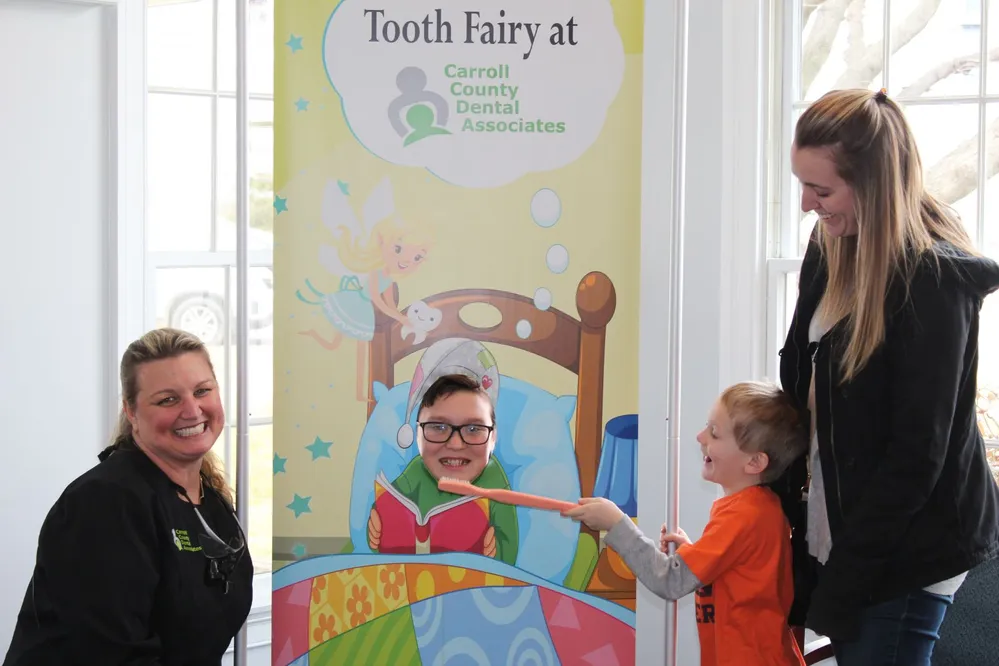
[374, 471, 491, 555]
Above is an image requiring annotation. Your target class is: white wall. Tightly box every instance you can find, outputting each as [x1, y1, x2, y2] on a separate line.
[636, 0, 768, 663]
[0, 0, 113, 655]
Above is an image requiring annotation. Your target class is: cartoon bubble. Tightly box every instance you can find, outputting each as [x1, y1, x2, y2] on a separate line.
[516, 319, 533, 339]
[531, 189, 561, 228]
[322, 0, 626, 188]
[546, 245, 569, 274]
[534, 288, 553, 311]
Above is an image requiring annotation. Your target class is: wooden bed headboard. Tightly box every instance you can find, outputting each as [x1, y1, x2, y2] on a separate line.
[367, 271, 617, 497]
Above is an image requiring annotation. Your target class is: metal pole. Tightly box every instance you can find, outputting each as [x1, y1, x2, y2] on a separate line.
[664, 0, 690, 664]
[233, 0, 250, 662]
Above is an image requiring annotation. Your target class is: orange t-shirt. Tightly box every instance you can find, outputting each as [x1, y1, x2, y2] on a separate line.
[677, 485, 805, 666]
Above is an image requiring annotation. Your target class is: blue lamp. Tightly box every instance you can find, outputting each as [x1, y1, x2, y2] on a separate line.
[592, 414, 638, 517]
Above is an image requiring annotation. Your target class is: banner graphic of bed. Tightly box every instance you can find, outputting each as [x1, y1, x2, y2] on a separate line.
[273, 0, 644, 663]
[272, 553, 636, 665]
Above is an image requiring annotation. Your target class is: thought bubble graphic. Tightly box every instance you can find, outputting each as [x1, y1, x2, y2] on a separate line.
[546, 244, 569, 274]
[531, 188, 561, 228]
[323, 0, 625, 188]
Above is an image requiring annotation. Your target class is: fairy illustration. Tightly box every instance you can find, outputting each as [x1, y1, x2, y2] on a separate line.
[296, 177, 434, 402]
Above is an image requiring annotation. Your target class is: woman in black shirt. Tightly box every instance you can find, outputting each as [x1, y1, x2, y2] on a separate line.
[4, 328, 253, 665]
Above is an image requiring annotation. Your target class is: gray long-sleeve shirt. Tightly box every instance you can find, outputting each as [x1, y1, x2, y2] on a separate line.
[604, 516, 702, 600]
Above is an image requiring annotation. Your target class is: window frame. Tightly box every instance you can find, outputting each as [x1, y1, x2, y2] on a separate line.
[145, 0, 274, 622]
[765, 0, 999, 456]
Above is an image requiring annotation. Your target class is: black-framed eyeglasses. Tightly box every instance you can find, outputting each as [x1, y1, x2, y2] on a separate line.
[418, 421, 494, 446]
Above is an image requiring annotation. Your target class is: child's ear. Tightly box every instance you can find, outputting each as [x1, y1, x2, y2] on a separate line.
[746, 451, 770, 476]
[376, 232, 384, 247]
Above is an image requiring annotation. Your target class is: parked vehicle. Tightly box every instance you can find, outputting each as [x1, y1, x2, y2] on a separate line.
[155, 266, 273, 345]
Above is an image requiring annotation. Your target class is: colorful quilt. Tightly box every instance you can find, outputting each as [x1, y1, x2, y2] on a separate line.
[272, 553, 636, 665]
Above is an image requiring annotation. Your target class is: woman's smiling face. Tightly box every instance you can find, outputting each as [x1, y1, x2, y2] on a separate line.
[125, 351, 224, 467]
[791, 143, 858, 238]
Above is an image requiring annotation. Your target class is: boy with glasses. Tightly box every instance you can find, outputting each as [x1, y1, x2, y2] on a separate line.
[368, 341, 518, 564]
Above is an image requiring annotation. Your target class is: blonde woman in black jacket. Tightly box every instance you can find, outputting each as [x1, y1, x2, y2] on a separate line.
[4, 328, 252, 665]
[774, 88, 999, 666]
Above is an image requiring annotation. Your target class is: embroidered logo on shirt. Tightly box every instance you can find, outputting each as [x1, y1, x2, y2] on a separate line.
[171, 528, 202, 553]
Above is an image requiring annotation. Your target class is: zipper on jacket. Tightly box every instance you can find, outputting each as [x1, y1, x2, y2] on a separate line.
[824, 343, 845, 516]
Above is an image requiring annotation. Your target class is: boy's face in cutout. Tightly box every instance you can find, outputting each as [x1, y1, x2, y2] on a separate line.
[695, 400, 768, 495]
[417, 389, 494, 483]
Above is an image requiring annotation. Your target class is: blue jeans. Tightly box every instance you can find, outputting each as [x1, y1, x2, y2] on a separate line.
[832, 589, 953, 666]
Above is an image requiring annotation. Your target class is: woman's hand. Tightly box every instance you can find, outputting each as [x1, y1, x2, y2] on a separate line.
[562, 497, 626, 532]
[367, 508, 381, 551]
[660, 524, 691, 552]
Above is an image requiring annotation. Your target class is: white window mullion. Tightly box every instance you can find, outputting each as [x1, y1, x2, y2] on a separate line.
[779, 0, 798, 259]
[881, 0, 891, 94]
[147, 250, 273, 268]
[976, 0, 989, 251]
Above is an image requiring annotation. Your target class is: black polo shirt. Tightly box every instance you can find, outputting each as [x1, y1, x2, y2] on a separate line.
[3, 445, 253, 665]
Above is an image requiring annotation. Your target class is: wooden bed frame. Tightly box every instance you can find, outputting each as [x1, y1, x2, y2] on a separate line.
[367, 271, 617, 500]
[366, 271, 636, 604]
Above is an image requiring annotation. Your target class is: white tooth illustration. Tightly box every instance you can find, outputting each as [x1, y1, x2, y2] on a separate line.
[400, 300, 443, 345]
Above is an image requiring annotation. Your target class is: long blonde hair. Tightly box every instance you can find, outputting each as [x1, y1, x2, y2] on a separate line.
[110, 328, 233, 506]
[794, 89, 976, 381]
[333, 215, 434, 274]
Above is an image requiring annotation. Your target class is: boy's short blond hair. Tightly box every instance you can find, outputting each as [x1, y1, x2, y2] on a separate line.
[719, 381, 808, 484]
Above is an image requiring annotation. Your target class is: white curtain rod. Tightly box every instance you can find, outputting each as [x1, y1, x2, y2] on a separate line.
[664, 0, 690, 663]
[233, 0, 250, 661]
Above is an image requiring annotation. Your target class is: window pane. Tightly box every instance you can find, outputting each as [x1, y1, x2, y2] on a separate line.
[891, 0, 982, 98]
[216, 98, 274, 252]
[148, 94, 213, 252]
[153, 265, 230, 407]
[218, 0, 274, 95]
[147, 0, 214, 90]
[982, 103, 999, 258]
[226, 266, 274, 420]
[904, 103, 980, 242]
[799, 0, 885, 102]
[225, 424, 273, 574]
[986, 0, 999, 94]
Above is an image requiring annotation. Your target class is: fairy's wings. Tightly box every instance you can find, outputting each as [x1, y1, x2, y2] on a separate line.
[321, 180, 363, 240]
[360, 178, 396, 228]
[318, 243, 367, 282]
[317, 177, 395, 279]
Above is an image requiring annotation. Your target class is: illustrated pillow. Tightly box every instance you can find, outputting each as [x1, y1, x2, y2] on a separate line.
[346, 375, 581, 584]
[347, 381, 418, 554]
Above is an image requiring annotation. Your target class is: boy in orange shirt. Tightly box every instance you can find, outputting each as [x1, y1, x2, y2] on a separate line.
[564, 381, 808, 666]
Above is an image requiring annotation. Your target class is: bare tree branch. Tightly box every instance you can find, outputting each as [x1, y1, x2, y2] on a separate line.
[925, 117, 999, 205]
[803, 0, 851, 92]
[899, 47, 999, 98]
[845, 0, 866, 65]
[803, 0, 830, 27]
[834, 0, 942, 89]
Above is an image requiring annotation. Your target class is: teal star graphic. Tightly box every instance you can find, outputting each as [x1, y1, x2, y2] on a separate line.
[285, 34, 303, 53]
[294, 97, 310, 112]
[287, 494, 312, 518]
[274, 195, 288, 214]
[337, 179, 350, 196]
[291, 543, 307, 558]
[273, 453, 287, 475]
[305, 436, 333, 460]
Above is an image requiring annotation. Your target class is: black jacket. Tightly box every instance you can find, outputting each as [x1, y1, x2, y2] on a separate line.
[773, 236, 999, 641]
[4, 444, 253, 666]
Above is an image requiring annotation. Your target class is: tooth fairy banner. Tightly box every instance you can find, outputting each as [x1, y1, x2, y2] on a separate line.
[271, 1, 644, 663]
